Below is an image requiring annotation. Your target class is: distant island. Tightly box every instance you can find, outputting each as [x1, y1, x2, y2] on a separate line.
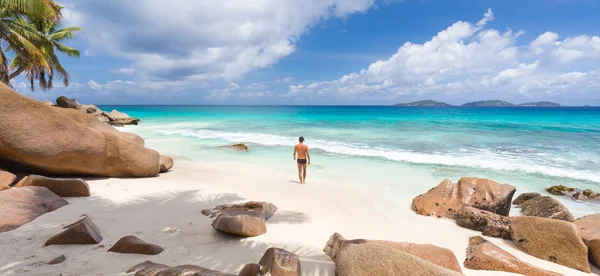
[393, 100, 563, 107]
[394, 100, 452, 107]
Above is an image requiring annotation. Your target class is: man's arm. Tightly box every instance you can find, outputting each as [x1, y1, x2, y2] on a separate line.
[293, 145, 297, 160]
[307, 147, 310, 165]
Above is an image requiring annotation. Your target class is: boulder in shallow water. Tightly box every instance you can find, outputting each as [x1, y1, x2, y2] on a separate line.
[510, 216, 590, 273]
[126, 261, 236, 276]
[574, 213, 600, 269]
[232, 143, 249, 152]
[412, 177, 516, 219]
[518, 196, 574, 222]
[45, 215, 103, 246]
[512, 192, 541, 205]
[201, 201, 277, 237]
[464, 236, 561, 276]
[454, 206, 511, 239]
[324, 233, 462, 273]
[159, 155, 174, 173]
[0, 186, 68, 233]
[15, 175, 90, 197]
[108, 235, 164, 255]
[0, 169, 16, 190]
[0, 84, 161, 177]
[259, 248, 301, 276]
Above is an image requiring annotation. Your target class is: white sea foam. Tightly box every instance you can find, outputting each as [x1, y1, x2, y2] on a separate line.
[154, 128, 600, 183]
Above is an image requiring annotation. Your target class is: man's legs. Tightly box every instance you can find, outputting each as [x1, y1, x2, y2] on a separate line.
[302, 164, 307, 183]
[297, 162, 303, 183]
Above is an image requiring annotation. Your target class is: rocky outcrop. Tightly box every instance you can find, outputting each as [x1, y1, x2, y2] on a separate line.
[54, 96, 140, 126]
[510, 216, 590, 273]
[0, 186, 68, 233]
[56, 96, 80, 109]
[517, 196, 574, 222]
[201, 201, 277, 237]
[454, 207, 511, 239]
[574, 214, 600, 268]
[464, 236, 561, 276]
[126, 261, 236, 276]
[0, 169, 16, 190]
[238, 263, 261, 276]
[0, 84, 162, 177]
[45, 215, 103, 246]
[546, 185, 599, 201]
[108, 235, 164, 255]
[159, 156, 174, 173]
[232, 144, 249, 152]
[259, 248, 301, 276]
[324, 233, 462, 273]
[512, 192, 541, 205]
[15, 175, 90, 197]
[412, 177, 516, 219]
[107, 110, 141, 126]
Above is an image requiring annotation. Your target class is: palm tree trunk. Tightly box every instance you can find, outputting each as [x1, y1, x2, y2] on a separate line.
[9, 66, 26, 80]
[0, 49, 10, 86]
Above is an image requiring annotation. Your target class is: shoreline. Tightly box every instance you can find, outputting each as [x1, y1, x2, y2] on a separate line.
[0, 160, 597, 275]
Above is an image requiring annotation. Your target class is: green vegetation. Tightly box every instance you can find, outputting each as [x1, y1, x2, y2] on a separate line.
[462, 100, 515, 107]
[0, 0, 80, 91]
[394, 100, 453, 107]
[518, 101, 561, 107]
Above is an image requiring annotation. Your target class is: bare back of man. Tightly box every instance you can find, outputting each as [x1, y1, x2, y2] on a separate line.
[293, 136, 310, 184]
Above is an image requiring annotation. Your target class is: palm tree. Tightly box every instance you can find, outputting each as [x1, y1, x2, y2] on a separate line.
[9, 7, 80, 91]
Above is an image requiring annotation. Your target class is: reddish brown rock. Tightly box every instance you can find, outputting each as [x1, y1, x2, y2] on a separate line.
[465, 236, 562, 276]
[259, 248, 301, 276]
[238, 263, 261, 276]
[324, 233, 462, 273]
[0, 170, 16, 190]
[510, 216, 590, 273]
[121, 132, 145, 146]
[159, 155, 174, 173]
[15, 174, 90, 197]
[45, 215, 103, 246]
[0, 186, 68, 233]
[412, 177, 516, 219]
[455, 206, 511, 239]
[108, 235, 164, 255]
[126, 261, 236, 276]
[0, 84, 161, 177]
[518, 196, 574, 222]
[574, 213, 600, 269]
[512, 192, 541, 205]
[201, 201, 277, 237]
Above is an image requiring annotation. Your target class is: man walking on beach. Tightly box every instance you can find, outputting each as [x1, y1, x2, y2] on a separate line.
[293, 136, 310, 184]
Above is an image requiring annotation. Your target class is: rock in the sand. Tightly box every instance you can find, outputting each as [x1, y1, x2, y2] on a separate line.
[510, 216, 590, 273]
[159, 155, 174, 173]
[126, 261, 236, 276]
[108, 235, 164, 255]
[259, 248, 301, 276]
[0, 169, 16, 190]
[201, 201, 277, 237]
[464, 236, 561, 276]
[412, 177, 516, 219]
[238, 263, 261, 276]
[324, 233, 462, 273]
[45, 215, 103, 246]
[454, 207, 511, 239]
[0, 84, 161, 177]
[0, 186, 68, 233]
[512, 192, 541, 205]
[574, 214, 600, 268]
[518, 196, 574, 222]
[47, 254, 66, 265]
[56, 96, 81, 110]
[231, 143, 249, 152]
[108, 109, 140, 126]
[15, 175, 90, 197]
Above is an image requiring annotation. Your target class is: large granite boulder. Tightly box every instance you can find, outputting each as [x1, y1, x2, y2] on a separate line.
[238, 263, 261, 276]
[201, 201, 277, 237]
[108, 235, 164, 255]
[108, 110, 140, 126]
[454, 206, 511, 239]
[56, 96, 81, 109]
[0, 84, 161, 177]
[510, 216, 590, 273]
[159, 155, 174, 173]
[0, 186, 68, 233]
[412, 177, 516, 219]
[512, 192, 541, 205]
[126, 261, 236, 276]
[259, 248, 301, 276]
[45, 215, 103, 246]
[324, 233, 462, 274]
[574, 214, 600, 268]
[0, 169, 16, 190]
[517, 196, 574, 222]
[15, 175, 90, 197]
[465, 236, 561, 276]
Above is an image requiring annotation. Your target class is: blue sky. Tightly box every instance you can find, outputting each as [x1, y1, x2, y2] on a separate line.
[12, 0, 600, 105]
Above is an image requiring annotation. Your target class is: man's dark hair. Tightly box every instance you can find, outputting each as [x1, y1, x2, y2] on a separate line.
[299, 136, 305, 142]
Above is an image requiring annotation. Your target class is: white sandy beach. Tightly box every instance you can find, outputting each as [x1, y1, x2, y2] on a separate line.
[0, 160, 598, 276]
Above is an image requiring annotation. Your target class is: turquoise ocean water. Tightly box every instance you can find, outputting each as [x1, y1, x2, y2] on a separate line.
[102, 106, 600, 215]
